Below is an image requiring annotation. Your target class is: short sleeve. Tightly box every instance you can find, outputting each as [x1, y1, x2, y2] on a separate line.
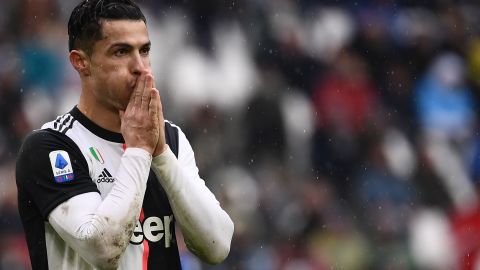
[16, 129, 99, 220]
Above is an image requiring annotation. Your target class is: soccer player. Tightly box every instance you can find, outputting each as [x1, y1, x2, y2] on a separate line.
[15, 0, 234, 269]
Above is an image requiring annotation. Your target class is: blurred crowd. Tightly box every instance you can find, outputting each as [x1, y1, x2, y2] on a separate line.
[2, 0, 480, 269]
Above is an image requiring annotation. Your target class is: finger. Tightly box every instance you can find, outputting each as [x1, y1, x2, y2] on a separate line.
[155, 88, 164, 123]
[132, 72, 146, 108]
[149, 88, 160, 119]
[141, 74, 153, 110]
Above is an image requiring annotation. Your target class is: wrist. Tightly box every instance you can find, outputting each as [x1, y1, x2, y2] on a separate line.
[152, 146, 176, 174]
[153, 144, 169, 157]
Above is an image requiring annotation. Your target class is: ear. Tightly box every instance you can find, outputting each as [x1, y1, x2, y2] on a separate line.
[69, 50, 90, 76]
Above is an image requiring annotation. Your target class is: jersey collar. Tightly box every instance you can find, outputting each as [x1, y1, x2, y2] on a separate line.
[70, 106, 125, 143]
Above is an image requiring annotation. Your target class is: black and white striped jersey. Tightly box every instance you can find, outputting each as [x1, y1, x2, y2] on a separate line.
[16, 106, 184, 269]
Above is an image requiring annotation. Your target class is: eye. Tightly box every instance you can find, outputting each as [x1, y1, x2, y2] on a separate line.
[115, 48, 128, 56]
[140, 47, 150, 55]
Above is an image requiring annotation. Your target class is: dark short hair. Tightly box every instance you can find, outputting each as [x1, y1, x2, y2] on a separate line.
[68, 0, 146, 54]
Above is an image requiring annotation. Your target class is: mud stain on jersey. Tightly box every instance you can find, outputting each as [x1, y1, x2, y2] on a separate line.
[100, 193, 144, 267]
[107, 254, 121, 266]
[111, 234, 125, 248]
[124, 194, 141, 239]
[124, 220, 135, 238]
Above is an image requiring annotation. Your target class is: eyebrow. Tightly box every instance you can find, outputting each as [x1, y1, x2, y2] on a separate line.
[108, 41, 151, 50]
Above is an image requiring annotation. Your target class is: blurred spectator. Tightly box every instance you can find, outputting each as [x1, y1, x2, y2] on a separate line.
[353, 126, 415, 269]
[409, 209, 455, 270]
[311, 50, 379, 199]
[15, 0, 66, 95]
[415, 52, 476, 141]
[415, 52, 477, 211]
[244, 69, 286, 165]
[5, 1, 480, 269]
[451, 202, 480, 270]
[0, 162, 30, 270]
[0, 49, 29, 163]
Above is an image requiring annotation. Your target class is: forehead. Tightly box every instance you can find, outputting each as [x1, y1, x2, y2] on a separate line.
[98, 19, 149, 46]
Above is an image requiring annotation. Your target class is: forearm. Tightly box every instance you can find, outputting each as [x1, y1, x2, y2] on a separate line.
[48, 148, 151, 269]
[151, 147, 234, 264]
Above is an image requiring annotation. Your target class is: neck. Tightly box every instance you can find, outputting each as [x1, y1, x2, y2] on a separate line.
[77, 86, 121, 133]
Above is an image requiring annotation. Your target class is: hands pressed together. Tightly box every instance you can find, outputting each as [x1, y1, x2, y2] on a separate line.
[119, 72, 167, 156]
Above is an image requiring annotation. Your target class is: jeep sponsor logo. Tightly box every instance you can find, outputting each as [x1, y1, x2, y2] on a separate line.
[130, 215, 174, 247]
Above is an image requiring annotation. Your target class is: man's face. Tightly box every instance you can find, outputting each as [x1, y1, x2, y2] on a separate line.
[88, 19, 151, 111]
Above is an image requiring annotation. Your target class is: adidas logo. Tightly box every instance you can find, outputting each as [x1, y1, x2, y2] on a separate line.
[97, 168, 115, 183]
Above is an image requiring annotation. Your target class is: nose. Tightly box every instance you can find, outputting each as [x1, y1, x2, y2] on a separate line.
[131, 52, 150, 75]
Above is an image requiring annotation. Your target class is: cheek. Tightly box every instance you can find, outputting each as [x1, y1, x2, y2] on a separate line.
[100, 69, 129, 92]
[91, 64, 131, 96]
[92, 74, 126, 98]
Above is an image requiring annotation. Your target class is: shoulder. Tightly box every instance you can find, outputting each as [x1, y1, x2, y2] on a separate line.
[164, 120, 181, 158]
[164, 120, 179, 131]
[19, 128, 78, 154]
[163, 120, 198, 165]
[22, 108, 82, 152]
[164, 120, 189, 138]
[16, 128, 98, 219]
[41, 112, 76, 134]
[20, 129, 63, 153]
[163, 120, 194, 160]
[17, 128, 87, 178]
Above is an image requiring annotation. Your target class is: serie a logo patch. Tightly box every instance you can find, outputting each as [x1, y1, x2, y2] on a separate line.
[49, 150, 75, 183]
